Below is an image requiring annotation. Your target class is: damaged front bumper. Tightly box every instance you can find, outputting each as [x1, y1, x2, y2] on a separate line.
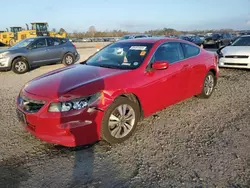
[16, 91, 104, 147]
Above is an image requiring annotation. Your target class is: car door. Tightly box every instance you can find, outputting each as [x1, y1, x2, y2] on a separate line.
[140, 42, 190, 115]
[26, 38, 49, 65]
[45, 37, 63, 62]
[181, 42, 206, 97]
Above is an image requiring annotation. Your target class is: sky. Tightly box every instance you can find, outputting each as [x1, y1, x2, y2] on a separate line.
[1, 0, 250, 32]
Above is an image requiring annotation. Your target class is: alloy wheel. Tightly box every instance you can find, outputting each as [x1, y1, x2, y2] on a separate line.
[204, 75, 214, 96]
[15, 61, 27, 73]
[65, 55, 73, 65]
[108, 104, 136, 139]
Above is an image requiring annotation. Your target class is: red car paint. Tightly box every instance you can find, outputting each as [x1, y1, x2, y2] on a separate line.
[16, 38, 219, 147]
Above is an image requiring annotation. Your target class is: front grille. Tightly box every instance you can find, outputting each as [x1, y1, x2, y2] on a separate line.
[225, 55, 249, 59]
[18, 95, 45, 113]
[224, 63, 248, 66]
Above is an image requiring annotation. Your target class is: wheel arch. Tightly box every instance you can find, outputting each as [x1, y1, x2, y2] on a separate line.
[209, 68, 217, 85]
[118, 93, 144, 120]
[11, 56, 29, 68]
[64, 51, 74, 56]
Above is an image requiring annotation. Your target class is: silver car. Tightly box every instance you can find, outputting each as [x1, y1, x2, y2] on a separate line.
[218, 35, 250, 69]
[0, 36, 80, 74]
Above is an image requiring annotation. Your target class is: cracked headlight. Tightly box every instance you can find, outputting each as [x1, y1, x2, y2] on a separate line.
[48, 92, 102, 112]
[0, 52, 9, 58]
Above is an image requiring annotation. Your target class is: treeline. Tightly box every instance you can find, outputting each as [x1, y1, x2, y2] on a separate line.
[67, 26, 236, 39]
[69, 30, 131, 38]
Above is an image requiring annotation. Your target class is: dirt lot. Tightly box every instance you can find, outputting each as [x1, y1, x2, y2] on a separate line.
[0, 46, 249, 187]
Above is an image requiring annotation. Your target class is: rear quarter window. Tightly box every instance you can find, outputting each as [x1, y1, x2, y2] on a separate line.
[54, 38, 67, 45]
[182, 43, 200, 58]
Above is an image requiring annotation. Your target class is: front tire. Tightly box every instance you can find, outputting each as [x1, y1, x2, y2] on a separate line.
[101, 97, 140, 144]
[62, 53, 75, 66]
[197, 71, 215, 99]
[12, 58, 29, 74]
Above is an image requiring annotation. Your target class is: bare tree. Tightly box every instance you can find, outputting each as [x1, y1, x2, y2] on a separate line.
[59, 28, 66, 33]
[88, 26, 96, 37]
[52, 28, 57, 32]
[88, 26, 96, 33]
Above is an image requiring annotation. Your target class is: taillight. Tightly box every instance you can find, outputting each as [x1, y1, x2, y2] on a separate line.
[73, 44, 76, 48]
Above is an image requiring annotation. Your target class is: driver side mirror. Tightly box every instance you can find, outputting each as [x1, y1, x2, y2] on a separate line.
[152, 61, 169, 70]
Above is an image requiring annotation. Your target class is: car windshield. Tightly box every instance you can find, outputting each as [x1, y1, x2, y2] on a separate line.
[231, 37, 250, 46]
[9, 38, 35, 49]
[84, 42, 153, 70]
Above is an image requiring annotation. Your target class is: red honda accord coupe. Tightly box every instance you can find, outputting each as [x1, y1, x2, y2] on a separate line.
[16, 38, 219, 147]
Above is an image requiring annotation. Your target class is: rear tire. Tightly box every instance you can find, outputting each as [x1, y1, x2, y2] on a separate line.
[101, 97, 140, 144]
[197, 71, 215, 99]
[62, 53, 75, 66]
[12, 58, 29, 74]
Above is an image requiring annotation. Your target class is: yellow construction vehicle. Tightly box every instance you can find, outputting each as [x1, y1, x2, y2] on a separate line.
[0, 28, 13, 46]
[9, 23, 48, 46]
[8, 22, 67, 46]
[49, 30, 67, 38]
[30, 22, 67, 38]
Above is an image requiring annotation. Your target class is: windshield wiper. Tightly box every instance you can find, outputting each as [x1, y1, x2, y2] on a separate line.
[97, 64, 119, 69]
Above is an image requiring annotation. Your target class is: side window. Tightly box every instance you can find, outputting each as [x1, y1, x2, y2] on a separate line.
[47, 38, 55, 46]
[54, 38, 66, 45]
[31, 38, 47, 49]
[153, 42, 184, 64]
[60, 38, 67, 44]
[182, 43, 200, 58]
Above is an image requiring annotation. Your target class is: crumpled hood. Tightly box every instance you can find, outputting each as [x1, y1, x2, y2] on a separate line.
[221, 46, 250, 56]
[24, 64, 127, 99]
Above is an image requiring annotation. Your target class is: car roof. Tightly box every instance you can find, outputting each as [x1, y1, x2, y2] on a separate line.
[240, 35, 250, 37]
[34, 36, 66, 39]
[23, 36, 67, 41]
[117, 37, 184, 44]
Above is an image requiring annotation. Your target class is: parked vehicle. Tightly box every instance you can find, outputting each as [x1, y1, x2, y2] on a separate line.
[7, 22, 67, 46]
[0, 29, 13, 46]
[178, 35, 190, 41]
[0, 36, 79, 74]
[239, 31, 250, 36]
[190, 36, 204, 47]
[16, 37, 219, 147]
[204, 33, 232, 48]
[119, 34, 152, 40]
[179, 35, 203, 47]
[217, 35, 250, 69]
[198, 34, 205, 43]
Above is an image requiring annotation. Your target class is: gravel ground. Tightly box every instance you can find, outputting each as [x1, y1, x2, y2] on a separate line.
[0, 48, 249, 188]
